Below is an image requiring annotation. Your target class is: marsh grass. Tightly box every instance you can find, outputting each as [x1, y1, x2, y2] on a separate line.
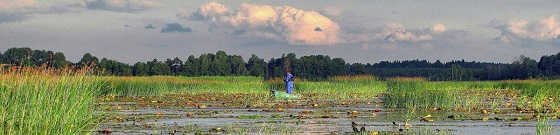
[103, 76, 268, 96]
[385, 80, 454, 109]
[102, 75, 560, 113]
[0, 67, 107, 134]
[383, 79, 560, 112]
[536, 116, 553, 135]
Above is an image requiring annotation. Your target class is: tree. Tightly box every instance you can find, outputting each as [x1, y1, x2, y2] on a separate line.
[147, 59, 171, 75]
[247, 54, 266, 76]
[79, 53, 99, 66]
[199, 54, 211, 75]
[52, 52, 68, 69]
[229, 55, 247, 75]
[510, 55, 539, 79]
[538, 52, 560, 77]
[350, 63, 366, 75]
[133, 62, 149, 76]
[183, 55, 199, 76]
[2, 48, 32, 66]
[166, 57, 183, 75]
[329, 58, 348, 75]
[211, 51, 230, 75]
[30, 50, 51, 66]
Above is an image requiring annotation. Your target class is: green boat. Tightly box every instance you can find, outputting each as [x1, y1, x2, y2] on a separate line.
[271, 90, 299, 99]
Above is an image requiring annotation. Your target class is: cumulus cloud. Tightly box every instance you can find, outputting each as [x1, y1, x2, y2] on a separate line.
[377, 23, 447, 42]
[494, 16, 560, 43]
[184, 2, 341, 45]
[84, 0, 159, 12]
[161, 23, 191, 33]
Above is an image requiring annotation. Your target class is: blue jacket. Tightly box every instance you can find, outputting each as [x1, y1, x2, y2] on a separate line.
[285, 73, 294, 83]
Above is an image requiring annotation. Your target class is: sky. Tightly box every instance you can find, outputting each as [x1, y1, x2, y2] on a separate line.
[1, 0, 560, 64]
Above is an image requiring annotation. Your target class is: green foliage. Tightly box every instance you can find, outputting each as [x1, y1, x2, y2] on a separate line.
[2, 48, 33, 66]
[99, 58, 132, 76]
[247, 54, 266, 76]
[79, 53, 98, 66]
[133, 62, 149, 76]
[51, 52, 68, 69]
[4, 47, 560, 81]
[539, 52, 560, 77]
[148, 59, 171, 75]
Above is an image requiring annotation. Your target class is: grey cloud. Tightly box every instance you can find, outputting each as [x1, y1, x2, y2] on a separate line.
[144, 24, 155, 29]
[0, 14, 28, 23]
[344, 23, 449, 44]
[0, 0, 83, 23]
[161, 23, 192, 33]
[84, 0, 159, 12]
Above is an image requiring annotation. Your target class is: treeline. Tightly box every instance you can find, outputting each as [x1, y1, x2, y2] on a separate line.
[2, 47, 560, 81]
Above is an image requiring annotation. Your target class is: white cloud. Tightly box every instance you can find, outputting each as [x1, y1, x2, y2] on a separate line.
[494, 16, 560, 42]
[185, 2, 341, 46]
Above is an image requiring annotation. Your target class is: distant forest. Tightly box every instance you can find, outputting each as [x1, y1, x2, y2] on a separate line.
[1, 47, 560, 81]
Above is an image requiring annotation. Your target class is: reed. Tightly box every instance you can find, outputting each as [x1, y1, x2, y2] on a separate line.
[0, 67, 107, 134]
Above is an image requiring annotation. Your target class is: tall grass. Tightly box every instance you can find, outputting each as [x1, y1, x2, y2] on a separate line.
[103, 76, 268, 96]
[0, 67, 107, 134]
[103, 75, 386, 100]
[383, 79, 560, 111]
[99, 75, 560, 111]
[384, 80, 454, 109]
[265, 75, 385, 100]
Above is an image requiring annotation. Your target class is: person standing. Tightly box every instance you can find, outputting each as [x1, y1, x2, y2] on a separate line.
[285, 71, 294, 94]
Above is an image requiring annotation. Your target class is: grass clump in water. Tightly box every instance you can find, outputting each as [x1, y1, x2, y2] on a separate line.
[384, 79, 454, 109]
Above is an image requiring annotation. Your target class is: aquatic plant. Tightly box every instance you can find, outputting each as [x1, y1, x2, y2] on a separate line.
[0, 67, 107, 134]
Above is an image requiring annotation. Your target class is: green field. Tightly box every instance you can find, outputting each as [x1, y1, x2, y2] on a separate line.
[2, 70, 560, 134]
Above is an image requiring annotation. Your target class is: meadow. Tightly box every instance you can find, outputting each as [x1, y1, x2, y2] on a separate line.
[1, 69, 559, 134]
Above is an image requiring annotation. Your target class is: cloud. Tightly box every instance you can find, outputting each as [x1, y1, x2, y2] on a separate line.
[0, 0, 37, 10]
[319, 7, 343, 18]
[144, 24, 155, 29]
[0, 0, 85, 23]
[377, 23, 447, 42]
[431, 24, 447, 33]
[0, 0, 38, 23]
[494, 16, 560, 43]
[161, 23, 191, 33]
[184, 2, 341, 45]
[84, 0, 159, 12]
